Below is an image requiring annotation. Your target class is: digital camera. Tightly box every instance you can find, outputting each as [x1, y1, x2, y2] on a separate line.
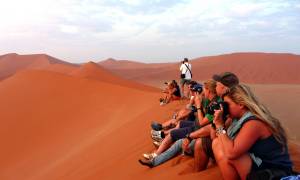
[190, 83, 203, 93]
[207, 101, 229, 121]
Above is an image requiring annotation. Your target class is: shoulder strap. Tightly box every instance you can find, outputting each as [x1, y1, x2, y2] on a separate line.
[184, 63, 192, 75]
[227, 113, 257, 139]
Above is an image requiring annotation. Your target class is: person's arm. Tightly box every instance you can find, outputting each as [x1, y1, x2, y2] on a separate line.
[214, 109, 264, 160]
[180, 64, 184, 71]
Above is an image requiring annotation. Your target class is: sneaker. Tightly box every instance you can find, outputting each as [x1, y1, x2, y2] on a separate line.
[151, 121, 163, 131]
[160, 101, 166, 106]
[138, 159, 153, 168]
[143, 152, 157, 160]
[151, 130, 164, 141]
[153, 141, 162, 148]
[152, 135, 163, 142]
[151, 130, 161, 136]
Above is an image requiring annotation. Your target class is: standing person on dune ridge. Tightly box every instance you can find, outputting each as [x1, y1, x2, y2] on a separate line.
[180, 58, 192, 98]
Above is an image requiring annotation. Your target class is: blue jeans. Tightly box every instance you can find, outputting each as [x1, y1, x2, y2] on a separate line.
[152, 139, 195, 166]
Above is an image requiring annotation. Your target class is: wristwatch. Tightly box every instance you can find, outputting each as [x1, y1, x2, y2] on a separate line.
[216, 126, 226, 136]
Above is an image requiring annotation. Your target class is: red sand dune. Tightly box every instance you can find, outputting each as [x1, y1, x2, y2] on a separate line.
[70, 61, 159, 92]
[99, 52, 300, 86]
[0, 53, 78, 80]
[0, 53, 299, 180]
[0, 69, 161, 180]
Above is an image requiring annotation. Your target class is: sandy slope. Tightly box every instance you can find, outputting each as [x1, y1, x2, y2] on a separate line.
[0, 70, 160, 180]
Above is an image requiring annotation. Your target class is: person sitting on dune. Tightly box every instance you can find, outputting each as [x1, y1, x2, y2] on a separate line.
[142, 72, 240, 169]
[212, 84, 294, 180]
[159, 80, 181, 105]
[151, 81, 200, 144]
[140, 79, 219, 164]
[192, 72, 240, 171]
[152, 81, 198, 134]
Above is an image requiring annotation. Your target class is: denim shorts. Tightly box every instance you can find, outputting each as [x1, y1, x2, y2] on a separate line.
[170, 121, 196, 141]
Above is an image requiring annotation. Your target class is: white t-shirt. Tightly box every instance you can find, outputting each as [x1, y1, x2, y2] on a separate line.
[180, 62, 192, 79]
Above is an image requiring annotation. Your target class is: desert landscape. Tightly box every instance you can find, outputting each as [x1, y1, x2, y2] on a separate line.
[0, 52, 299, 180]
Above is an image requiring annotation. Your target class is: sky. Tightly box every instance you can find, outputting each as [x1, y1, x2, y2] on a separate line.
[0, 0, 299, 63]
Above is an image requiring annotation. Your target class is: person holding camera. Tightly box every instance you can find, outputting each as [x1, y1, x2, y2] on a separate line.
[139, 80, 219, 167]
[180, 58, 192, 98]
[190, 72, 240, 171]
[212, 84, 293, 180]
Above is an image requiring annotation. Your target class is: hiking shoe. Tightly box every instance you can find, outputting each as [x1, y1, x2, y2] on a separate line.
[153, 141, 162, 148]
[138, 159, 153, 168]
[143, 152, 157, 160]
[160, 101, 166, 106]
[151, 130, 162, 136]
[151, 130, 164, 141]
[151, 121, 163, 131]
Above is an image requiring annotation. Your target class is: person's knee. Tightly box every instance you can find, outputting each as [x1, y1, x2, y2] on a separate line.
[194, 138, 204, 153]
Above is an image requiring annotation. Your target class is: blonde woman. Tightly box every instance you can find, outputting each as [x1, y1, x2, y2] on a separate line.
[212, 84, 293, 180]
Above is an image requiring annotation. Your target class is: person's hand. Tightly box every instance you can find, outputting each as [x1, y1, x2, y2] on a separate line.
[194, 94, 202, 108]
[182, 138, 190, 152]
[213, 105, 224, 128]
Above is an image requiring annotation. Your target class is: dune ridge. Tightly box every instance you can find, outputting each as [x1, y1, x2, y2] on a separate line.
[0, 53, 78, 80]
[99, 52, 300, 86]
[70, 61, 159, 92]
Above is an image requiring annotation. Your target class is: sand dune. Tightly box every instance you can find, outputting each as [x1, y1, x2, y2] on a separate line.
[0, 69, 160, 180]
[0, 52, 299, 180]
[99, 52, 300, 87]
[70, 61, 159, 92]
[0, 53, 78, 80]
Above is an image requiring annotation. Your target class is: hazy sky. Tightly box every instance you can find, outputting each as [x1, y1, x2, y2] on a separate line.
[0, 0, 299, 63]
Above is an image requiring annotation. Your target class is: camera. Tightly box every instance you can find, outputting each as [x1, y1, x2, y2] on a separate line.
[190, 83, 203, 93]
[207, 101, 229, 121]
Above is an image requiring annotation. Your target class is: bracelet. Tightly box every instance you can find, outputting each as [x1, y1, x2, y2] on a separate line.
[216, 126, 226, 136]
[185, 133, 193, 141]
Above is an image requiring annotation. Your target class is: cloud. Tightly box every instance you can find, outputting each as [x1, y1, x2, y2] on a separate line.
[59, 25, 79, 34]
[0, 0, 299, 62]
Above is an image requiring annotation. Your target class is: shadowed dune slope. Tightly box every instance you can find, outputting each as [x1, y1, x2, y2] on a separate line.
[70, 61, 159, 92]
[99, 53, 300, 86]
[0, 70, 162, 180]
[0, 53, 78, 80]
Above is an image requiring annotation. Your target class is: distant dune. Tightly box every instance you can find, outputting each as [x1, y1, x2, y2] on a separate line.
[99, 52, 300, 86]
[70, 61, 158, 92]
[0, 53, 78, 80]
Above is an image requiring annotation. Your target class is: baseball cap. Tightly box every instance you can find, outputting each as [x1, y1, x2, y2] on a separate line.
[212, 72, 239, 88]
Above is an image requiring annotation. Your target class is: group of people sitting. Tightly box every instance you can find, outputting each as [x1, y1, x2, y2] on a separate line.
[139, 72, 298, 180]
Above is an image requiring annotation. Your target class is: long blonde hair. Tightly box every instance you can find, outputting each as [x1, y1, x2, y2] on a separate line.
[224, 84, 287, 146]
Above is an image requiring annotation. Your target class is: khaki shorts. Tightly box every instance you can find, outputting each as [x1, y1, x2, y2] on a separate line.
[180, 78, 191, 85]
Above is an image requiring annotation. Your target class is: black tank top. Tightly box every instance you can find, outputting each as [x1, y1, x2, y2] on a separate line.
[241, 118, 292, 170]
